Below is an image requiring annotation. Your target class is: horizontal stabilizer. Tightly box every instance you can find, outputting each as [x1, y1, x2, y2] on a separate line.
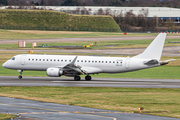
[160, 59, 176, 65]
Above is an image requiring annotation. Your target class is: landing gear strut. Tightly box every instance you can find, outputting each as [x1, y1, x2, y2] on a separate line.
[85, 75, 91, 81]
[17, 70, 23, 79]
[74, 75, 81, 81]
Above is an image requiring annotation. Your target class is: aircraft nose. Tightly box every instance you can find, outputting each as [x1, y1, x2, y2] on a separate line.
[2, 62, 7, 68]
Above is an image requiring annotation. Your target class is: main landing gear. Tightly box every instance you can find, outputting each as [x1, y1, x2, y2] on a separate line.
[74, 75, 92, 81]
[85, 75, 91, 81]
[17, 70, 23, 79]
[74, 75, 81, 81]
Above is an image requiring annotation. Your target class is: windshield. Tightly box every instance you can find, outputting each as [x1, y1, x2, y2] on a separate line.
[10, 57, 15, 60]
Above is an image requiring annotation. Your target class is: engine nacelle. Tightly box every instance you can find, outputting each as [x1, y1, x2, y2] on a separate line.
[46, 67, 64, 77]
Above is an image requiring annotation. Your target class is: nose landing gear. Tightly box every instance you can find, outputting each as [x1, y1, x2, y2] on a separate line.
[17, 70, 23, 79]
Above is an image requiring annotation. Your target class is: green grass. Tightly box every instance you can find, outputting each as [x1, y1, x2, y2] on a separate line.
[0, 86, 180, 118]
[0, 9, 120, 30]
[0, 113, 16, 120]
[0, 29, 155, 40]
[0, 29, 180, 40]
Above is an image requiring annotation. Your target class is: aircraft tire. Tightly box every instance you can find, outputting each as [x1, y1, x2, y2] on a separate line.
[74, 76, 81, 81]
[18, 76, 22, 79]
[85, 76, 91, 81]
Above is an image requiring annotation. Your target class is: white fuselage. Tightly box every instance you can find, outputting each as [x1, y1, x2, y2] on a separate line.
[3, 54, 159, 74]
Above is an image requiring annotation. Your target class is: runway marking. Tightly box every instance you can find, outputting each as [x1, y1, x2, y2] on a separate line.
[0, 103, 117, 120]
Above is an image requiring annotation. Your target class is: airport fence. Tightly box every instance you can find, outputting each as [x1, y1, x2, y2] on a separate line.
[0, 25, 121, 32]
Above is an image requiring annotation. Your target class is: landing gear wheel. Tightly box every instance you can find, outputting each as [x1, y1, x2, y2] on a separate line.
[17, 70, 23, 79]
[85, 76, 91, 81]
[74, 76, 81, 81]
[18, 75, 22, 79]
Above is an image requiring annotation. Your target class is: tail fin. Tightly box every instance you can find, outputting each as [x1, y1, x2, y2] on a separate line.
[133, 33, 166, 60]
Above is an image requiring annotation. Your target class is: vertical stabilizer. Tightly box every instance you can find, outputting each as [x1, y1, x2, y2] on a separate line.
[133, 33, 166, 60]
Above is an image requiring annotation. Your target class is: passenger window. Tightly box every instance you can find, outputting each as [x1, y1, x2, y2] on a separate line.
[43, 59, 45, 61]
[36, 59, 38, 61]
[95, 61, 97, 63]
[109, 61, 111, 63]
[106, 61, 107, 63]
[47, 59, 48, 61]
[113, 61, 115, 63]
[85, 60, 87, 62]
[32, 59, 34, 61]
[77, 60, 79, 62]
[99, 61, 100, 63]
[92, 61, 94, 63]
[58, 60, 59, 61]
[88, 60, 90, 62]
[61, 60, 63, 62]
[65, 60, 67, 62]
[28, 59, 30, 61]
[69, 60, 71, 62]
[102, 61, 104, 63]
[81, 60, 83, 62]
[54, 59, 56, 61]
[39, 59, 41, 61]
[50, 59, 52, 61]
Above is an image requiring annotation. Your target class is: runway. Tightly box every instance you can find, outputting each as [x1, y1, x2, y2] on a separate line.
[0, 97, 179, 120]
[0, 76, 180, 88]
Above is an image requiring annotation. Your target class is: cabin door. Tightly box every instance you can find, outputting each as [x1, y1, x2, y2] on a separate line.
[125, 57, 130, 69]
[20, 55, 26, 65]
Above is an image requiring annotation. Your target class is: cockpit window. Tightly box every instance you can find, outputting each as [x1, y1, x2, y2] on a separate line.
[10, 57, 15, 60]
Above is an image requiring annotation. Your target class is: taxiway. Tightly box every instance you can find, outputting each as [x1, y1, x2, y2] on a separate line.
[0, 76, 180, 88]
[0, 97, 179, 120]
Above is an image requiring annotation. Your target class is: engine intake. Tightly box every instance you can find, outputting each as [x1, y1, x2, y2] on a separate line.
[46, 68, 64, 77]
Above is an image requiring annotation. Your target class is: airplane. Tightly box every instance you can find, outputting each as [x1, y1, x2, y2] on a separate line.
[2, 33, 174, 81]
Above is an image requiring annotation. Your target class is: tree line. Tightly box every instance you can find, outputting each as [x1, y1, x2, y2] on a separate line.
[1, 0, 180, 8]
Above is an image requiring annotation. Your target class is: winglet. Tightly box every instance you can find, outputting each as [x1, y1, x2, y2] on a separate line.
[133, 33, 166, 60]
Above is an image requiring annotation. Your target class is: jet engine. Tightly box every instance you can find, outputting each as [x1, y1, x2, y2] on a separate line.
[46, 67, 64, 77]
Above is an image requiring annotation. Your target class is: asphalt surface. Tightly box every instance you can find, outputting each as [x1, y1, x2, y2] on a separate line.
[1, 46, 180, 56]
[0, 35, 180, 44]
[0, 97, 179, 120]
[1, 76, 180, 88]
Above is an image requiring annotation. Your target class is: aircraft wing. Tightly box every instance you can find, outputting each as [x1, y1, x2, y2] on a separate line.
[61, 56, 102, 75]
[62, 56, 86, 75]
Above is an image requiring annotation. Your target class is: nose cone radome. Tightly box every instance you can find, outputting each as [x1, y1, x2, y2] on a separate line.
[2, 62, 7, 68]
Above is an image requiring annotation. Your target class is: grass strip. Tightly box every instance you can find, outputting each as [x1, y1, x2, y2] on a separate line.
[0, 29, 177, 40]
[0, 86, 180, 118]
[0, 113, 16, 120]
